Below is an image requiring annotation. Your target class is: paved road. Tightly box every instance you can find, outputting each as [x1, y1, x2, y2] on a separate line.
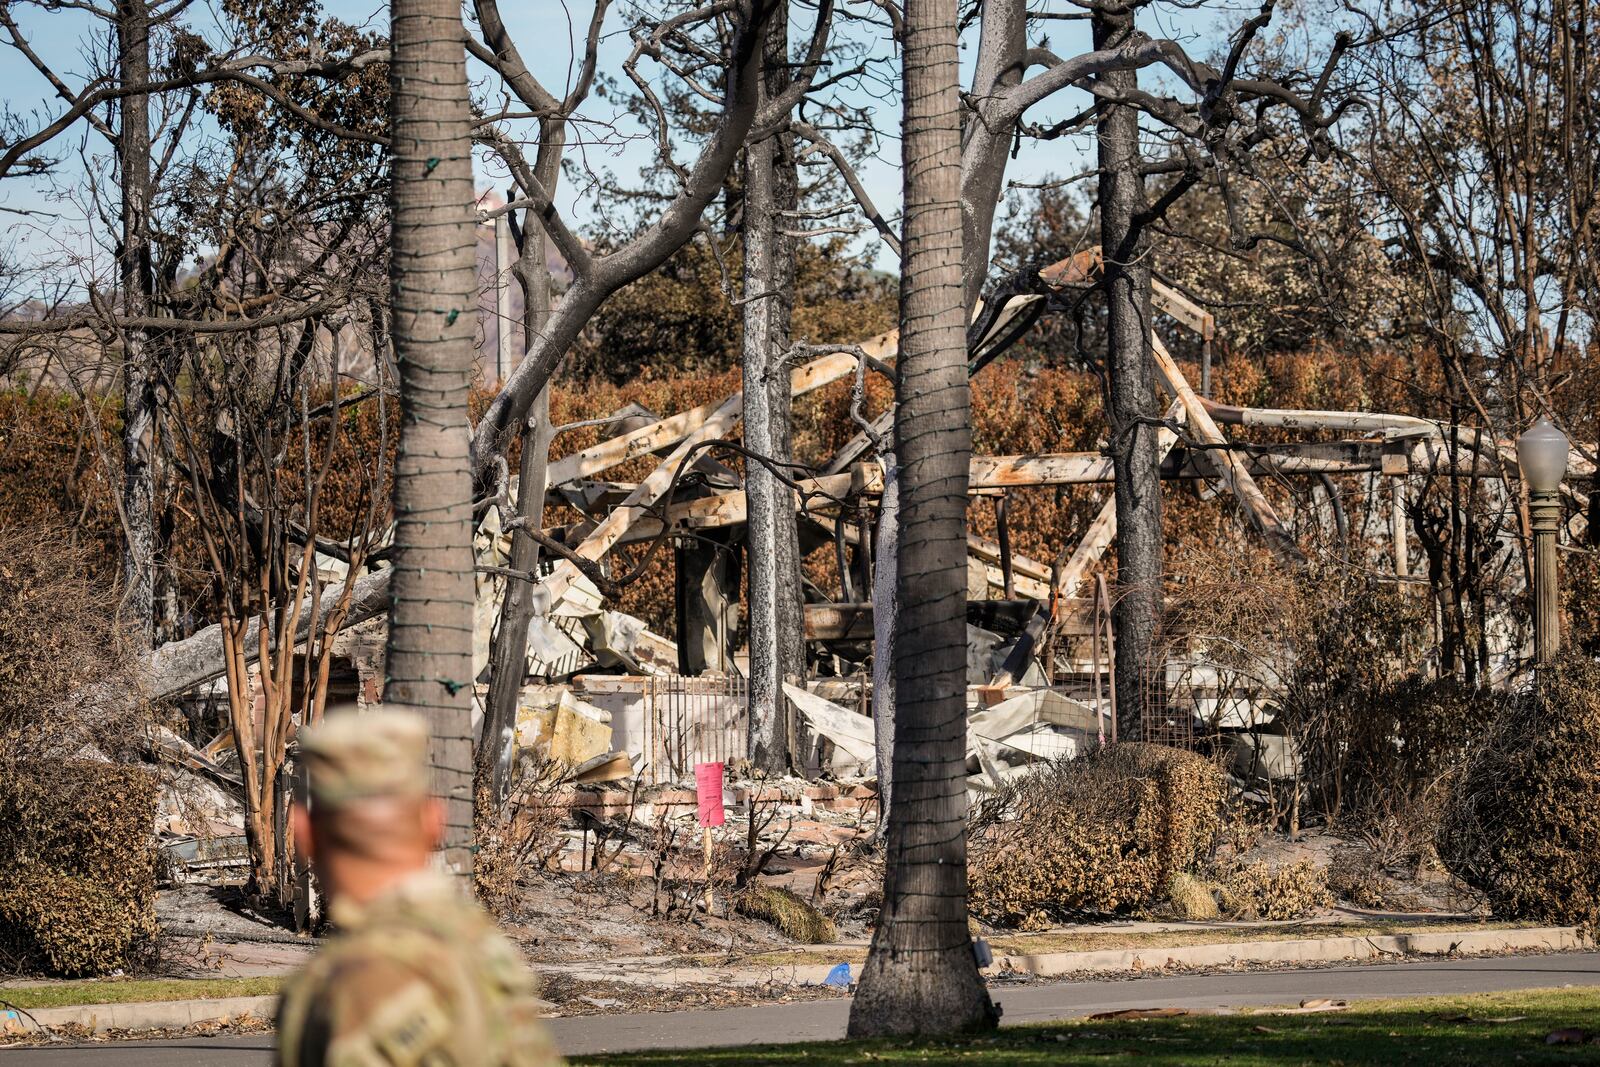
[9, 952, 1600, 1064]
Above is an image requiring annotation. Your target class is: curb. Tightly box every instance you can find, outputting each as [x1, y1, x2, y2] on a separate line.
[989, 926, 1590, 978]
[2, 994, 277, 1036]
[538, 927, 1591, 992]
[1, 928, 1584, 1034]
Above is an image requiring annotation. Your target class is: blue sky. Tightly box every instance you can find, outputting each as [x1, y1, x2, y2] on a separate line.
[2, 0, 1258, 285]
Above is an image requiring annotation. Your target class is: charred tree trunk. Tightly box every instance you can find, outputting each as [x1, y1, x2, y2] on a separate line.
[870, 457, 898, 814]
[478, 224, 552, 806]
[1095, 7, 1161, 739]
[848, 0, 998, 1037]
[117, 0, 155, 650]
[480, 132, 561, 812]
[468, 2, 775, 485]
[384, 0, 480, 871]
[744, 3, 805, 776]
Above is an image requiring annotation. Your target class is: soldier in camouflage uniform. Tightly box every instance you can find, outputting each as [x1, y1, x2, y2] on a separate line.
[276, 711, 562, 1067]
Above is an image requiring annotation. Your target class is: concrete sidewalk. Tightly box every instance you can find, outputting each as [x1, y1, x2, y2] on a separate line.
[1, 924, 1585, 1038]
[5, 951, 1600, 1064]
[525, 922, 1586, 991]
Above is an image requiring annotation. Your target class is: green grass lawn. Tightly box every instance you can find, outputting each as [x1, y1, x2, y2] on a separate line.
[0, 976, 280, 1010]
[572, 988, 1600, 1066]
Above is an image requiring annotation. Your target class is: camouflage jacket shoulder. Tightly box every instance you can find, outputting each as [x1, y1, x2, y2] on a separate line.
[275, 873, 560, 1067]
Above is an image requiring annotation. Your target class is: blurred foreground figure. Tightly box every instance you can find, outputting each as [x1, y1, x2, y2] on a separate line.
[276, 711, 562, 1067]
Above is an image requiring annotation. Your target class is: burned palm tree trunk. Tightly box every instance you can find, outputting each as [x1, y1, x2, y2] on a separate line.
[848, 0, 998, 1038]
[384, 0, 480, 870]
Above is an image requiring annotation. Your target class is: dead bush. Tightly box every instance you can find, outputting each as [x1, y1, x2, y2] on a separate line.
[1217, 860, 1332, 920]
[0, 523, 146, 761]
[475, 754, 571, 917]
[1167, 543, 1478, 835]
[1294, 676, 1488, 831]
[968, 743, 1226, 930]
[1562, 548, 1600, 659]
[1437, 654, 1600, 927]
[1326, 845, 1390, 909]
[0, 762, 158, 975]
[0, 868, 144, 977]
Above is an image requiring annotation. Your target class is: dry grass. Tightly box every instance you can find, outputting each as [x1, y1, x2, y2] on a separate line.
[0, 976, 280, 1010]
[736, 885, 838, 945]
[1167, 873, 1222, 921]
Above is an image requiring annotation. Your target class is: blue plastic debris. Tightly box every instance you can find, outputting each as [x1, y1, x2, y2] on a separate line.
[823, 963, 852, 988]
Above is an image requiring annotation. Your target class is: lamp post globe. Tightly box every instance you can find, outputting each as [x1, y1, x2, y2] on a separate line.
[1518, 417, 1569, 668]
[1517, 417, 1570, 492]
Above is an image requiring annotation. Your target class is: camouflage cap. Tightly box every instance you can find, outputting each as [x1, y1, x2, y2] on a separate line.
[297, 710, 430, 809]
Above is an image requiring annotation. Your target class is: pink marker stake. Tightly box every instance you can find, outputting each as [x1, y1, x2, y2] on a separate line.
[694, 762, 725, 911]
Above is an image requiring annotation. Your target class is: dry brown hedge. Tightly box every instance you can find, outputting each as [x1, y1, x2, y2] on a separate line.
[0, 524, 145, 760]
[0, 762, 158, 976]
[0, 525, 156, 975]
[1437, 654, 1600, 928]
[968, 743, 1226, 930]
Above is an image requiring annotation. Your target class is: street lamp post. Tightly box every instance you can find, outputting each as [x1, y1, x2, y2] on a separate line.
[1517, 418, 1570, 668]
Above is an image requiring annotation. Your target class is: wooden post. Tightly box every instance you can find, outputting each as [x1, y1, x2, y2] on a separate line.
[702, 826, 715, 911]
[1390, 476, 1408, 578]
[1098, 574, 1117, 744]
[1053, 399, 1185, 600]
[995, 495, 1015, 599]
[1091, 584, 1105, 745]
[1151, 335, 1304, 567]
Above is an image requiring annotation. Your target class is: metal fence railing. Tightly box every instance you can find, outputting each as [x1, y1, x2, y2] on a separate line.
[639, 673, 748, 784]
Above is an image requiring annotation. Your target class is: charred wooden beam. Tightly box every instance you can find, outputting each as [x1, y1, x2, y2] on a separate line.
[1153, 335, 1305, 567]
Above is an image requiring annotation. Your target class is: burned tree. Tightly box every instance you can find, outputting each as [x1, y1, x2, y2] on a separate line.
[467, 0, 835, 792]
[958, 0, 1355, 731]
[848, 0, 998, 1037]
[1358, 0, 1600, 680]
[743, 2, 808, 776]
[468, 0, 810, 482]
[1092, 4, 1164, 732]
[384, 0, 483, 870]
[128, 0, 819, 713]
[115, 0, 156, 649]
[473, 0, 605, 817]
